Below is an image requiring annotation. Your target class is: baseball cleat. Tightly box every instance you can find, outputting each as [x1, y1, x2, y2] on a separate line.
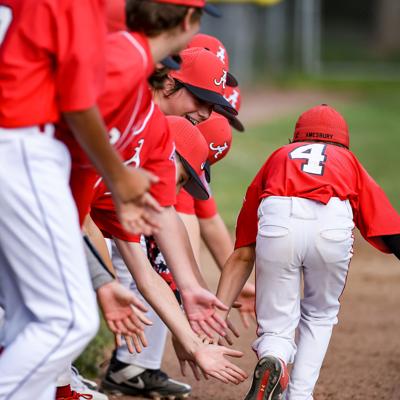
[101, 355, 191, 399]
[70, 365, 108, 400]
[243, 356, 289, 400]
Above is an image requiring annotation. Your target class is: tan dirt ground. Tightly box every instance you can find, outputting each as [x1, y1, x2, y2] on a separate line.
[107, 89, 400, 400]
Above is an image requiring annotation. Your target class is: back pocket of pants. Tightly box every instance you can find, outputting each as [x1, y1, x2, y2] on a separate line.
[317, 227, 353, 263]
[256, 224, 291, 263]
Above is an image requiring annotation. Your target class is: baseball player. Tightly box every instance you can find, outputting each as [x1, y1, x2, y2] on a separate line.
[0, 1, 161, 399]
[215, 104, 400, 400]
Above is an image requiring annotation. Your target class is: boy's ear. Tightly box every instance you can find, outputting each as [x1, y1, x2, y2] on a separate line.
[182, 7, 196, 32]
[163, 76, 176, 96]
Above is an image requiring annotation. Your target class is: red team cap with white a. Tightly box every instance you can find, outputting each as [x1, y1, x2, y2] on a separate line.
[293, 104, 350, 148]
[170, 48, 237, 114]
[198, 113, 232, 166]
[152, 0, 222, 17]
[187, 34, 238, 87]
[215, 85, 245, 132]
[167, 116, 210, 200]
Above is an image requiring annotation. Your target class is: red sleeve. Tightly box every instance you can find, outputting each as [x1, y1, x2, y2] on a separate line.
[143, 122, 177, 207]
[55, 0, 106, 111]
[352, 160, 400, 253]
[234, 166, 266, 249]
[194, 196, 218, 219]
[175, 189, 196, 215]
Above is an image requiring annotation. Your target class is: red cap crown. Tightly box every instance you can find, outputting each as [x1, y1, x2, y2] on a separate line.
[167, 116, 208, 176]
[171, 48, 228, 96]
[293, 104, 349, 148]
[198, 113, 232, 165]
[223, 86, 241, 112]
[188, 34, 229, 67]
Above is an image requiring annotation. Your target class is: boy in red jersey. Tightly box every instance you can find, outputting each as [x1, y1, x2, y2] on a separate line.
[0, 1, 161, 399]
[216, 104, 400, 400]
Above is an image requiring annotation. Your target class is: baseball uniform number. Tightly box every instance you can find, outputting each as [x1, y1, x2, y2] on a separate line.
[289, 143, 327, 175]
[0, 6, 12, 46]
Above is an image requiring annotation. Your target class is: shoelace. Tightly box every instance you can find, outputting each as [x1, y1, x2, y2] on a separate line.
[71, 392, 93, 400]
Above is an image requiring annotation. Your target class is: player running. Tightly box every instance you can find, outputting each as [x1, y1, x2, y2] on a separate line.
[216, 104, 400, 400]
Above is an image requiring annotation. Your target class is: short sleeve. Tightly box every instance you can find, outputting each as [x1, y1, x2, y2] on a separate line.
[194, 196, 218, 219]
[175, 189, 196, 215]
[55, 0, 106, 111]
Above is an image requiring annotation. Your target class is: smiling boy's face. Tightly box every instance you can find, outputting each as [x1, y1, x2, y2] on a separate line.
[175, 154, 190, 194]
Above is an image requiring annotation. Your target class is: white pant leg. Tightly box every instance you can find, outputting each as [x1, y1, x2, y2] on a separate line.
[112, 240, 167, 369]
[286, 199, 354, 400]
[0, 132, 99, 400]
[252, 197, 302, 364]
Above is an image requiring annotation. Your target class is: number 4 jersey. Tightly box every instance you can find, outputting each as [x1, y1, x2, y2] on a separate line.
[235, 142, 400, 253]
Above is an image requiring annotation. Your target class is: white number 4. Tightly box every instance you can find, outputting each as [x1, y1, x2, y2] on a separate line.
[0, 6, 13, 46]
[289, 143, 327, 175]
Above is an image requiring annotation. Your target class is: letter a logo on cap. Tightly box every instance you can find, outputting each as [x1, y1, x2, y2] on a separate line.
[214, 70, 227, 89]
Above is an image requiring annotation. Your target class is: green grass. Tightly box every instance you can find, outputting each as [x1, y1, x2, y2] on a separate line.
[211, 88, 400, 229]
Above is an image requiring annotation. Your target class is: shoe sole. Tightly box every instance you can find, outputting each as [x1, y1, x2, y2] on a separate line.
[101, 379, 191, 399]
[243, 356, 283, 400]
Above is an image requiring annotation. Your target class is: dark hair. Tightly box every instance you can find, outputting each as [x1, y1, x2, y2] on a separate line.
[291, 139, 348, 149]
[126, 0, 203, 37]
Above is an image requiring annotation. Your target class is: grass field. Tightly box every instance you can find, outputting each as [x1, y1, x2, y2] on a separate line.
[212, 86, 400, 229]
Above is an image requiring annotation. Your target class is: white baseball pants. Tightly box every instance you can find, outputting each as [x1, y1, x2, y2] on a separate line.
[253, 196, 354, 400]
[111, 240, 168, 369]
[0, 127, 99, 400]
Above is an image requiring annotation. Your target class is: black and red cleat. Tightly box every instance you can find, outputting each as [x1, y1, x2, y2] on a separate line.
[244, 356, 289, 400]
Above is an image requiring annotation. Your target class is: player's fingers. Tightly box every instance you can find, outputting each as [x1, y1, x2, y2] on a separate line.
[212, 313, 228, 331]
[131, 305, 152, 326]
[123, 316, 143, 333]
[189, 320, 202, 336]
[213, 298, 229, 312]
[142, 169, 160, 184]
[107, 319, 119, 334]
[129, 297, 148, 313]
[124, 335, 135, 354]
[115, 333, 122, 348]
[142, 192, 162, 213]
[179, 360, 187, 377]
[221, 332, 234, 346]
[218, 369, 239, 385]
[207, 370, 228, 384]
[115, 319, 130, 336]
[232, 301, 242, 309]
[225, 362, 248, 380]
[251, 312, 257, 322]
[137, 331, 148, 348]
[227, 318, 240, 338]
[198, 319, 215, 338]
[206, 316, 227, 337]
[188, 361, 201, 381]
[221, 347, 244, 359]
[240, 312, 250, 329]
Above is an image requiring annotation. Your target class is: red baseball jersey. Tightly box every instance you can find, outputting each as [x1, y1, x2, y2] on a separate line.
[59, 31, 157, 224]
[0, 0, 106, 127]
[91, 104, 176, 242]
[235, 142, 400, 253]
[175, 189, 218, 219]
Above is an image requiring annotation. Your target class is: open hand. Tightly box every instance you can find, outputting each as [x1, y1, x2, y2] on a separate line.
[97, 281, 152, 353]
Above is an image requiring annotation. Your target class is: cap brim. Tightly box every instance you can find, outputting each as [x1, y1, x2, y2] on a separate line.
[204, 160, 211, 183]
[204, 3, 222, 17]
[161, 56, 181, 71]
[178, 154, 209, 200]
[214, 105, 245, 132]
[227, 72, 238, 87]
[182, 83, 238, 115]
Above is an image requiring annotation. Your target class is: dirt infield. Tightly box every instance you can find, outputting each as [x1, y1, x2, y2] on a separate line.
[111, 234, 400, 400]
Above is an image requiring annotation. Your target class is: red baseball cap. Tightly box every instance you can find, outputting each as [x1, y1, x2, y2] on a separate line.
[198, 113, 232, 166]
[167, 116, 210, 200]
[152, 0, 222, 17]
[187, 34, 238, 87]
[170, 48, 237, 114]
[293, 104, 350, 148]
[215, 86, 245, 132]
